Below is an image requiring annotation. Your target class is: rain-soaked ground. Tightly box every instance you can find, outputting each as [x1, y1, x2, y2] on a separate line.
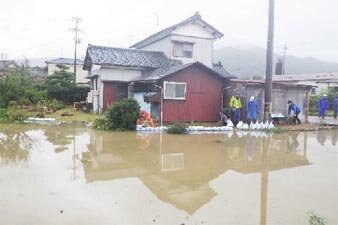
[0, 124, 337, 225]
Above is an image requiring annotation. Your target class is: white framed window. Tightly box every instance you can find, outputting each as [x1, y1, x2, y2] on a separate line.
[161, 153, 184, 172]
[164, 81, 186, 100]
[172, 41, 193, 58]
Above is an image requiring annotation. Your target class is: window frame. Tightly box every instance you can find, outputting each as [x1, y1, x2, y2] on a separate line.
[172, 41, 193, 58]
[163, 81, 186, 100]
[161, 153, 184, 172]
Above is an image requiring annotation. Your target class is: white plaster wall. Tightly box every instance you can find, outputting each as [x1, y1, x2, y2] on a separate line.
[100, 68, 142, 81]
[75, 65, 89, 84]
[172, 22, 215, 39]
[91, 64, 101, 71]
[99, 77, 104, 113]
[171, 35, 214, 67]
[140, 36, 172, 57]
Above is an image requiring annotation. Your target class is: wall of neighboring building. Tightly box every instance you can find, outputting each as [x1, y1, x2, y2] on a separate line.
[76, 65, 89, 84]
[172, 22, 215, 39]
[139, 36, 172, 57]
[171, 34, 214, 67]
[102, 82, 128, 109]
[225, 81, 311, 121]
[47, 63, 89, 84]
[100, 67, 142, 81]
[171, 23, 214, 67]
[161, 65, 225, 122]
[137, 22, 215, 67]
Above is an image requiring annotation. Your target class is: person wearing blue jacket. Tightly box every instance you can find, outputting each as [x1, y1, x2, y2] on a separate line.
[318, 94, 329, 119]
[287, 100, 301, 125]
[246, 96, 259, 123]
[334, 96, 338, 119]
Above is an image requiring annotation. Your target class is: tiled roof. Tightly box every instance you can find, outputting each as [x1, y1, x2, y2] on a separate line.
[134, 61, 232, 81]
[86, 44, 170, 68]
[84, 44, 231, 81]
[273, 72, 338, 81]
[130, 12, 224, 49]
[212, 62, 233, 78]
[45, 58, 83, 65]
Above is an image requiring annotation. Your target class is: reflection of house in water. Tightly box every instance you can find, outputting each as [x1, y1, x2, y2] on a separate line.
[83, 131, 309, 215]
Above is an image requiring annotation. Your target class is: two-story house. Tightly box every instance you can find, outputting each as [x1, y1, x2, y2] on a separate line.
[46, 58, 89, 84]
[83, 12, 231, 122]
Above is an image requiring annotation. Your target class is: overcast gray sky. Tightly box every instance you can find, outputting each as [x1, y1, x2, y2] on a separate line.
[0, 0, 337, 63]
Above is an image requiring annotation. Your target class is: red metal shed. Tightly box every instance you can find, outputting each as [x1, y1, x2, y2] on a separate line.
[158, 63, 228, 122]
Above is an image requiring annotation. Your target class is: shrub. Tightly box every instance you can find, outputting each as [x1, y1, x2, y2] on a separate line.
[93, 118, 111, 131]
[6, 108, 34, 122]
[166, 122, 188, 134]
[37, 99, 64, 111]
[308, 212, 327, 225]
[0, 68, 36, 107]
[0, 108, 7, 122]
[105, 98, 140, 131]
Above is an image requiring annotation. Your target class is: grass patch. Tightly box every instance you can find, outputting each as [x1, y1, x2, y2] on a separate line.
[167, 122, 188, 134]
[0, 108, 7, 122]
[45, 107, 103, 123]
[308, 212, 327, 225]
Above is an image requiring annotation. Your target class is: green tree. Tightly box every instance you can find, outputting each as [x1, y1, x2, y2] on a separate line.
[45, 64, 89, 104]
[0, 68, 44, 107]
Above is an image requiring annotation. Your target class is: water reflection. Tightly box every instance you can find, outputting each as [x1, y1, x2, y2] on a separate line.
[331, 129, 337, 146]
[317, 130, 328, 146]
[0, 125, 33, 166]
[82, 130, 310, 217]
[44, 126, 79, 153]
[1, 124, 337, 224]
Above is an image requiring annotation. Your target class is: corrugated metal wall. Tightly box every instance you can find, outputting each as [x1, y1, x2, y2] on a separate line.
[161, 65, 225, 122]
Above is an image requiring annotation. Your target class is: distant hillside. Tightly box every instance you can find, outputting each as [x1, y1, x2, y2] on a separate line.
[214, 46, 338, 77]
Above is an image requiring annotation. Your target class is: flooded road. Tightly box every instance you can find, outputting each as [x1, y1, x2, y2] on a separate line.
[0, 124, 337, 225]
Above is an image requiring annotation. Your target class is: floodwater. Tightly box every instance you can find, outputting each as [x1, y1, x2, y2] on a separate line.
[0, 124, 337, 225]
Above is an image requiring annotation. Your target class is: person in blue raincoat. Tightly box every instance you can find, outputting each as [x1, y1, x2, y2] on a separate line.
[333, 96, 338, 119]
[287, 100, 301, 125]
[246, 96, 259, 123]
[318, 94, 329, 119]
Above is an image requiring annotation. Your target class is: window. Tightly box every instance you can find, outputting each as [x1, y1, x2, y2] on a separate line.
[161, 153, 184, 172]
[310, 87, 316, 95]
[164, 81, 186, 100]
[172, 41, 193, 58]
[91, 78, 98, 91]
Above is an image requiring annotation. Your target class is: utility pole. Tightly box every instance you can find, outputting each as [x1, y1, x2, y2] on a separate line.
[69, 17, 82, 75]
[264, 0, 275, 121]
[282, 43, 288, 74]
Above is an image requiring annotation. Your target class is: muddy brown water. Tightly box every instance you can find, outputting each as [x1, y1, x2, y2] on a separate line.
[0, 124, 337, 225]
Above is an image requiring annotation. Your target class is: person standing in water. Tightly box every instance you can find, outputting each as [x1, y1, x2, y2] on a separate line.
[318, 94, 329, 119]
[333, 96, 338, 119]
[287, 100, 301, 125]
[246, 96, 259, 124]
[230, 94, 242, 126]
